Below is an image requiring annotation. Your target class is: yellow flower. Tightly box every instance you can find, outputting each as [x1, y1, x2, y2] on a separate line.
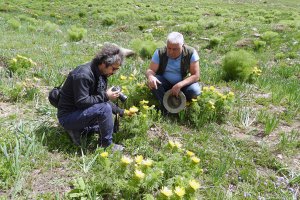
[208, 100, 214, 105]
[121, 156, 133, 165]
[143, 105, 149, 110]
[160, 187, 173, 197]
[228, 91, 234, 97]
[174, 186, 185, 197]
[129, 106, 139, 113]
[137, 83, 145, 87]
[134, 169, 145, 179]
[168, 140, 175, 148]
[189, 180, 200, 190]
[203, 86, 209, 91]
[191, 156, 200, 163]
[174, 141, 182, 149]
[120, 75, 127, 80]
[141, 159, 153, 167]
[140, 99, 149, 105]
[209, 86, 215, 91]
[135, 155, 143, 164]
[100, 152, 108, 158]
[186, 150, 195, 157]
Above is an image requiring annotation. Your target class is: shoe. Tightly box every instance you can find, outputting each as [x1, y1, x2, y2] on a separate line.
[111, 143, 124, 152]
[66, 130, 81, 146]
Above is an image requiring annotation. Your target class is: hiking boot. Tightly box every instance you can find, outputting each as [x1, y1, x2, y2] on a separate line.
[66, 129, 81, 146]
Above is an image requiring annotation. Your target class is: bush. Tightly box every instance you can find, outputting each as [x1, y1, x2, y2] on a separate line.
[253, 40, 266, 51]
[67, 26, 87, 41]
[7, 18, 21, 29]
[261, 31, 279, 43]
[101, 15, 116, 26]
[42, 21, 59, 34]
[222, 50, 258, 82]
[208, 36, 223, 48]
[131, 39, 161, 59]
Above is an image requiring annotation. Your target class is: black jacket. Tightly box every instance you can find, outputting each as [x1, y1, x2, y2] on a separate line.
[57, 62, 123, 118]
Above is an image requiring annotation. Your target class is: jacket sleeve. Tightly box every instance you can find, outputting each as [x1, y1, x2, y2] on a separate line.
[72, 74, 108, 108]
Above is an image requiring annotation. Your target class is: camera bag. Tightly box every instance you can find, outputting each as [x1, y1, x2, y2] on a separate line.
[48, 79, 65, 108]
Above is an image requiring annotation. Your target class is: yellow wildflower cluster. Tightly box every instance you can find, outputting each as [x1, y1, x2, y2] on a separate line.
[100, 152, 108, 158]
[160, 180, 200, 198]
[12, 55, 37, 66]
[189, 179, 201, 190]
[124, 106, 139, 116]
[168, 140, 182, 149]
[252, 66, 262, 76]
[121, 155, 133, 165]
[134, 169, 145, 179]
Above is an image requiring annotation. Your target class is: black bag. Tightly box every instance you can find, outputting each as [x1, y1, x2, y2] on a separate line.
[48, 86, 61, 108]
[48, 79, 65, 108]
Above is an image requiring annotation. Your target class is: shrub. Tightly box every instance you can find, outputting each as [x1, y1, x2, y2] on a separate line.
[178, 22, 199, 35]
[131, 39, 161, 59]
[208, 36, 223, 48]
[7, 18, 21, 29]
[253, 40, 266, 51]
[67, 26, 87, 41]
[222, 50, 258, 82]
[101, 15, 116, 26]
[260, 31, 279, 43]
[42, 21, 59, 34]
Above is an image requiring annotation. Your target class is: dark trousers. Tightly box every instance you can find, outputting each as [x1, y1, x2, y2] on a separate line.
[58, 102, 113, 147]
[152, 75, 201, 112]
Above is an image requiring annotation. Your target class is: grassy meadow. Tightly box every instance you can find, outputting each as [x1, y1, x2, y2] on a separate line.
[0, 0, 299, 199]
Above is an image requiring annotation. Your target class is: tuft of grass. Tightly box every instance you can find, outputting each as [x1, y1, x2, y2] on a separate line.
[67, 25, 87, 41]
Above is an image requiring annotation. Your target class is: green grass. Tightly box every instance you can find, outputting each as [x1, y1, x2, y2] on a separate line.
[0, 0, 299, 199]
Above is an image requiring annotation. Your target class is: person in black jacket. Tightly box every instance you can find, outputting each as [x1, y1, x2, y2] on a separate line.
[57, 44, 126, 151]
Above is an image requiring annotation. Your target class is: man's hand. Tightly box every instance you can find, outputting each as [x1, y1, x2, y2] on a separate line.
[107, 87, 120, 101]
[148, 75, 162, 90]
[171, 82, 183, 96]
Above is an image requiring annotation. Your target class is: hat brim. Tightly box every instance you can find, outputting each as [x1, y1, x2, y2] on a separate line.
[163, 90, 186, 113]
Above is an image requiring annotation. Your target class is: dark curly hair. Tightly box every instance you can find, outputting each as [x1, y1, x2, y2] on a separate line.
[91, 43, 124, 68]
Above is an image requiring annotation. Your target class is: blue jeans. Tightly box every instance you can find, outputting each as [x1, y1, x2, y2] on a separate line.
[152, 75, 202, 112]
[58, 102, 114, 147]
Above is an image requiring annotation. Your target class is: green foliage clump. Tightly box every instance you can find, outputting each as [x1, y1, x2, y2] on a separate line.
[7, 18, 21, 30]
[67, 26, 87, 41]
[101, 15, 116, 26]
[3, 79, 41, 102]
[261, 31, 279, 43]
[183, 86, 235, 128]
[222, 50, 258, 82]
[253, 40, 266, 51]
[143, 14, 160, 21]
[42, 21, 59, 34]
[178, 22, 199, 35]
[131, 39, 161, 59]
[8, 55, 36, 74]
[208, 36, 223, 48]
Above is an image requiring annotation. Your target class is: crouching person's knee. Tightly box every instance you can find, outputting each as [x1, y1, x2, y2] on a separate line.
[93, 102, 113, 115]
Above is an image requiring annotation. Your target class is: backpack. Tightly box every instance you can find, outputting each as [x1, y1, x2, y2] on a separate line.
[48, 79, 65, 108]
